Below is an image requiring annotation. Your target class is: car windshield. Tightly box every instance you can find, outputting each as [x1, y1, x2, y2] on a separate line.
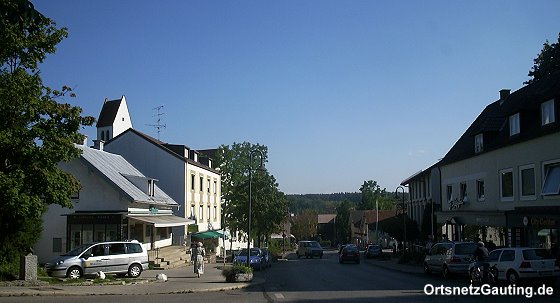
[523, 249, 554, 260]
[62, 243, 91, 256]
[310, 242, 321, 248]
[345, 246, 358, 252]
[455, 243, 478, 255]
[238, 249, 260, 256]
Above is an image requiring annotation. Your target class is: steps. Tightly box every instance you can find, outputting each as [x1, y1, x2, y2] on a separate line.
[149, 246, 191, 270]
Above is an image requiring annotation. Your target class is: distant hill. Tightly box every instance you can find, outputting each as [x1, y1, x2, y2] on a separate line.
[286, 192, 361, 214]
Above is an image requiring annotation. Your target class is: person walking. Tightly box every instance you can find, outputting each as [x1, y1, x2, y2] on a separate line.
[194, 242, 206, 278]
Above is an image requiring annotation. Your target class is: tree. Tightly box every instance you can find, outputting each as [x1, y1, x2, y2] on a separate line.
[0, 0, 94, 277]
[215, 142, 287, 247]
[335, 200, 352, 244]
[291, 209, 318, 241]
[357, 180, 394, 210]
[378, 214, 419, 242]
[526, 33, 560, 84]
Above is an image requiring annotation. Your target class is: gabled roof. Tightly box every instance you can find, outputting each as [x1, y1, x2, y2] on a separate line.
[96, 98, 122, 127]
[76, 144, 178, 206]
[318, 214, 336, 224]
[106, 128, 219, 174]
[350, 210, 395, 225]
[440, 71, 560, 166]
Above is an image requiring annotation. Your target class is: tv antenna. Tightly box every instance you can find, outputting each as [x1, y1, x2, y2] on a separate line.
[146, 105, 166, 141]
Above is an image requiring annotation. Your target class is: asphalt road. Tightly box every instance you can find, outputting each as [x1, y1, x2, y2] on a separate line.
[1, 250, 558, 303]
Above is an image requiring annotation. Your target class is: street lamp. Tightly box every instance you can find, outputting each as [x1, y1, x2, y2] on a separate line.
[395, 186, 407, 254]
[247, 148, 265, 268]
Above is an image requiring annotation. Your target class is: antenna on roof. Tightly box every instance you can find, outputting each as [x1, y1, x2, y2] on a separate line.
[146, 105, 166, 141]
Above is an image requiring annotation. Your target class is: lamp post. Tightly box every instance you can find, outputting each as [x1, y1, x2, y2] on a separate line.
[247, 148, 265, 268]
[395, 186, 407, 254]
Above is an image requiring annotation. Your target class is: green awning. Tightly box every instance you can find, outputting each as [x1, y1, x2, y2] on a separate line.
[192, 230, 228, 240]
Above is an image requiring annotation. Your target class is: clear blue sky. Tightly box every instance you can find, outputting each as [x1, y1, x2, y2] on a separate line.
[33, 1, 560, 194]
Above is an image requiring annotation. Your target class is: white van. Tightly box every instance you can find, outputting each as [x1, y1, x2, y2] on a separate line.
[45, 240, 148, 279]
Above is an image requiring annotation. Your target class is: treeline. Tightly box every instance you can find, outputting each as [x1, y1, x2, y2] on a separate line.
[287, 192, 361, 214]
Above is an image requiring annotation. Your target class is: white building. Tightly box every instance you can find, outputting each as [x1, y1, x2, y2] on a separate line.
[35, 142, 192, 263]
[96, 96, 132, 141]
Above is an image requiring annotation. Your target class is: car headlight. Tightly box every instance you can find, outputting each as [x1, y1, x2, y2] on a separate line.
[56, 260, 64, 266]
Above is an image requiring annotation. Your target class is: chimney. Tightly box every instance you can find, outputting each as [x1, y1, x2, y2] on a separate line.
[499, 89, 510, 105]
[93, 139, 104, 151]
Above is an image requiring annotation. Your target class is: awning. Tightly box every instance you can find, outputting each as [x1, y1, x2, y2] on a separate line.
[192, 230, 228, 240]
[128, 215, 194, 227]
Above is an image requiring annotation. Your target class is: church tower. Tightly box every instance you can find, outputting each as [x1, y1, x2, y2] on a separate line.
[96, 96, 133, 141]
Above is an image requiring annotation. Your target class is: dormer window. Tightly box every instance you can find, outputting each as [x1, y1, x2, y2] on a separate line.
[509, 113, 520, 136]
[148, 179, 155, 197]
[541, 99, 555, 126]
[474, 134, 483, 153]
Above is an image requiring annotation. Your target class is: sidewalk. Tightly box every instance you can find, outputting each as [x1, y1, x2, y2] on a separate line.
[0, 264, 264, 297]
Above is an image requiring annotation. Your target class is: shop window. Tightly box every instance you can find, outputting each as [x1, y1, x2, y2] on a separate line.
[520, 165, 536, 199]
[476, 179, 485, 201]
[500, 168, 514, 201]
[52, 238, 62, 253]
[542, 162, 560, 196]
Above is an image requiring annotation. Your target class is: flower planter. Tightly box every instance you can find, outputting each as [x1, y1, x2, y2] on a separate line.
[225, 272, 253, 283]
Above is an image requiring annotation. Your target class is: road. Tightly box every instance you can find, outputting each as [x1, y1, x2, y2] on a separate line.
[1, 250, 558, 303]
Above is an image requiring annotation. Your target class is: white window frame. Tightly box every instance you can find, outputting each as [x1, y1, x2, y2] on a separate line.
[475, 133, 483, 153]
[519, 164, 536, 200]
[509, 113, 520, 136]
[500, 168, 514, 202]
[199, 204, 204, 220]
[542, 159, 560, 196]
[476, 179, 485, 202]
[541, 99, 555, 126]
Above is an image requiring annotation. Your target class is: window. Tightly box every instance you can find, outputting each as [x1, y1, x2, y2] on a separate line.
[460, 182, 467, 202]
[207, 205, 211, 222]
[191, 174, 195, 191]
[213, 205, 217, 221]
[519, 165, 535, 199]
[475, 133, 484, 153]
[446, 185, 453, 202]
[500, 250, 515, 262]
[509, 113, 520, 136]
[476, 179, 485, 201]
[500, 169, 514, 201]
[542, 161, 560, 196]
[147, 179, 155, 197]
[190, 204, 195, 218]
[541, 99, 555, 126]
[101, 131, 105, 141]
[199, 176, 204, 192]
[207, 178, 210, 193]
[199, 204, 203, 220]
[213, 180, 217, 195]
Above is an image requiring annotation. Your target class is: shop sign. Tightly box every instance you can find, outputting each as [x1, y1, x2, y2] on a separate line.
[523, 216, 557, 227]
[149, 206, 158, 215]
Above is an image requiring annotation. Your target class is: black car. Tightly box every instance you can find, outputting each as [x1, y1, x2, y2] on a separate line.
[339, 245, 360, 264]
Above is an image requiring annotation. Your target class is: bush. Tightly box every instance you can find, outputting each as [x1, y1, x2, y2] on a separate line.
[222, 264, 253, 282]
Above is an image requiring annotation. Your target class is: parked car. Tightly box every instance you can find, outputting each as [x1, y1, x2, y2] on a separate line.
[469, 247, 560, 285]
[423, 241, 478, 278]
[339, 245, 360, 264]
[233, 248, 265, 270]
[365, 244, 382, 258]
[296, 241, 324, 259]
[260, 247, 272, 268]
[45, 240, 148, 279]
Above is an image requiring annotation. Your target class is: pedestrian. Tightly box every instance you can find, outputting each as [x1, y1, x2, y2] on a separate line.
[194, 242, 206, 278]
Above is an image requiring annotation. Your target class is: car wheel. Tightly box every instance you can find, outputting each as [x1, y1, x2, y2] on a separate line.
[423, 263, 431, 275]
[442, 265, 450, 279]
[66, 266, 82, 279]
[128, 263, 142, 278]
[506, 270, 519, 285]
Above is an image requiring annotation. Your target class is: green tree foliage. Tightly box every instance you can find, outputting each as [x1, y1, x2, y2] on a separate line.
[357, 180, 394, 210]
[335, 200, 353, 243]
[0, 0, 94, 277]
[526, 33, 560, 84]
[215, 142, 288, 246]
[291, 209, 318, 241]
[286, 192, 360, 214]
[378, 214, 419, 242]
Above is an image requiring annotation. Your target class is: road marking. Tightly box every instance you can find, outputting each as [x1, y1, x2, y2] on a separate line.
[274, 293, 285, 299]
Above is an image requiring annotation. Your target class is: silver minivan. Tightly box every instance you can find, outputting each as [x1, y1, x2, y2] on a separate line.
[45, 240, 148, 279]
[424, 241, 478, 278]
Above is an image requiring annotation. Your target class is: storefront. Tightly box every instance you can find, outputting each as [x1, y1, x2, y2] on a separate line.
[436, 210, 506, 243]
[506, 206, 560, 249]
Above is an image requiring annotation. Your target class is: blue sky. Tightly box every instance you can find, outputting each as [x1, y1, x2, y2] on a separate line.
[33, 1, 560, 194]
